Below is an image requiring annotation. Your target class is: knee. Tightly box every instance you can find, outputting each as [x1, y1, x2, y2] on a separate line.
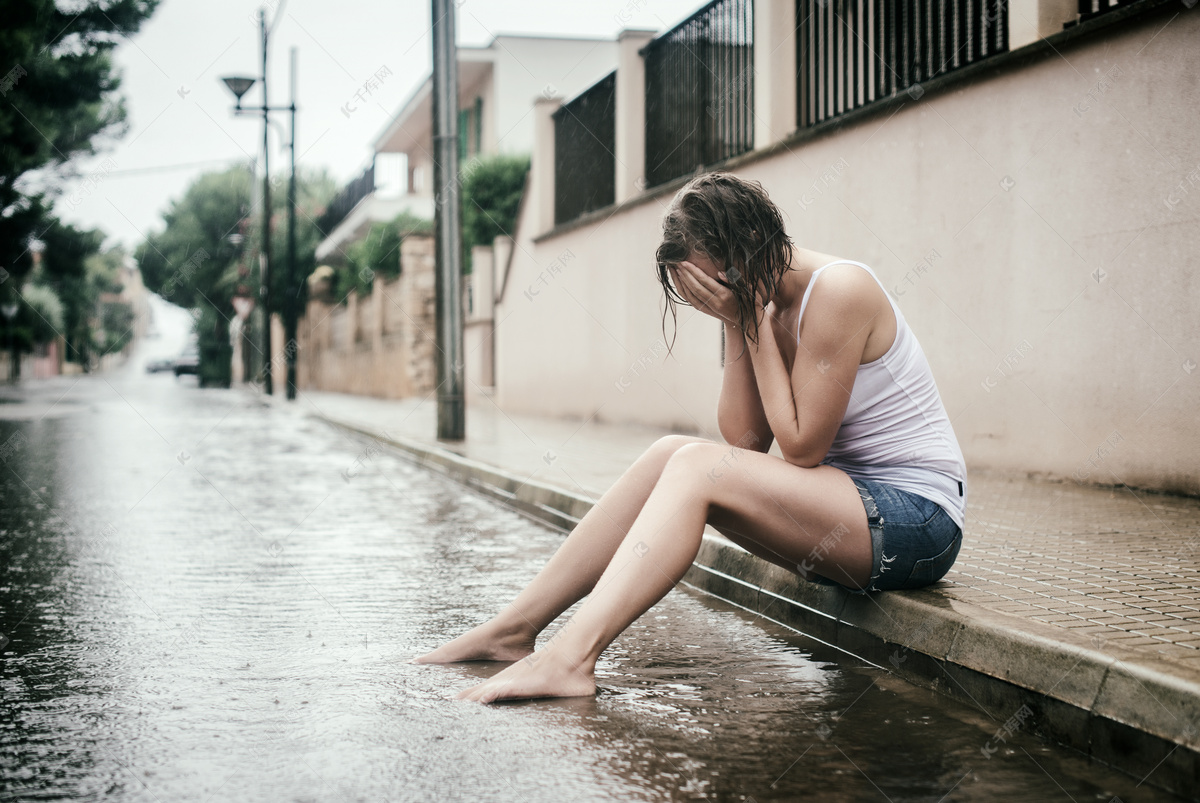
[636, 436, 718, 483]
[645, 434, 711, 463]
[661, 441, 726, 484]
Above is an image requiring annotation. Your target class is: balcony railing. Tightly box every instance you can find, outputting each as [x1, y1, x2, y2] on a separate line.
[546, 0, 1030, 225]
[554, 71, 617, 225]
[643, 0, 754, 189]
[797, 0, 1008, 129]
[318, 162, 375, 236]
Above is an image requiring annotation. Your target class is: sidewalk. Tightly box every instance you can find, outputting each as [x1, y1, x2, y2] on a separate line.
[280, 387, 1200, 798]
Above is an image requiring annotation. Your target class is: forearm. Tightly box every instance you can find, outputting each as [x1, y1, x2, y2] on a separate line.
[745, 322, 809, 464]
[717, 323, 773, 451]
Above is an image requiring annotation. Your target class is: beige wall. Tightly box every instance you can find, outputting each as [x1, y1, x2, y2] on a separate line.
[297, 235, 437, 399]
[1009, 0, 1078, 49]
[496, 8, 1200, 495]
[465, 244, 496, 391]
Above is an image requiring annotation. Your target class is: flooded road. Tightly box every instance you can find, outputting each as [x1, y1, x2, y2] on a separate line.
[0, 304, 1183, 801]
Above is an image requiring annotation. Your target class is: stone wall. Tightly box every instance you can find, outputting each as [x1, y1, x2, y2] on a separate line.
[295, 234, 437, 399]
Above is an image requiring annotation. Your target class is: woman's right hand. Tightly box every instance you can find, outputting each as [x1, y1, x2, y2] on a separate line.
[670, 260, 741, 328]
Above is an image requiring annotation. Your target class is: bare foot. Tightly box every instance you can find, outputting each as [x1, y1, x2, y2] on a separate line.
[455, 650, 595, 703]
[411, 619, 536, 664]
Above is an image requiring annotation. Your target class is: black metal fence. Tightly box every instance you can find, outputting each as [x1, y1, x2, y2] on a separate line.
[318, 162, 374, 236]
[554, 71, 617, 226]
[643, 0, 754, 189]
[1078, 0, 1139, 20]
[797, 0, 1008, 129]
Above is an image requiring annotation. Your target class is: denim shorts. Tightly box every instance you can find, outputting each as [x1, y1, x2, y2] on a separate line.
[809, 478, 963, 594]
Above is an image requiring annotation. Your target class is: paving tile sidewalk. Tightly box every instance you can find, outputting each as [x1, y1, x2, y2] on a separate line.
[276, 387, 1200, 794]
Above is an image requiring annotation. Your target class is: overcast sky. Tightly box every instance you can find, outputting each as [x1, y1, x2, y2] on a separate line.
[52, 0, 702, 250]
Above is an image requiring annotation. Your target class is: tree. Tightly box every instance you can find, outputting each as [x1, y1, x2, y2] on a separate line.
[1, 280, 64, 379]
[36, 220, 106, 367]
[265, 170, 337, 316]
[136, 165, 338, 387]
[2, 224, 136, 374]
[15, 283, 63, 345]
[88, 245, 134, 358]
[461, 154, 529, 273]
[0, 0, 160, 288]
[136, 166, 253, 387]
[2, 220, 121, 374]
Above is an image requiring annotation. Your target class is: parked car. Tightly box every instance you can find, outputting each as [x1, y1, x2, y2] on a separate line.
[145, 357, 175, 373]
[173, 347, 199, 377]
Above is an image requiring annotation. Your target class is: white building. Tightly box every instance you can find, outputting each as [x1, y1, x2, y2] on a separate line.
[315, 34, 620, 264]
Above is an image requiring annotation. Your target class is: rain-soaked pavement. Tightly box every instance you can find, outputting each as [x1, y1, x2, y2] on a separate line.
[0, 301, 1186, 802]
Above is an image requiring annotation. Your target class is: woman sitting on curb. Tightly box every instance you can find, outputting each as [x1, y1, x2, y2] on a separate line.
[415, 172, 968, 703]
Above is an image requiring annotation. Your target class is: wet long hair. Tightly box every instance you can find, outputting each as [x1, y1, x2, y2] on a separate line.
[656, 172, 794, 353]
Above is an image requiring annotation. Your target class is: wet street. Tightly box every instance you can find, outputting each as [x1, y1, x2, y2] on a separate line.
[0, 307, 1185, 802]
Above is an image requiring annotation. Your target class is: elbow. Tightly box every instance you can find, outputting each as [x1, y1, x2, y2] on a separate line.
[779, 436, 828, 469]
[790, 454, 825, 469]
[783, 451, 824, 469]
[719, 419, 771, 453]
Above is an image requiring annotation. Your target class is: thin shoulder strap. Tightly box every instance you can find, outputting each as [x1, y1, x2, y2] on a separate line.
[795, 259, 895, 343]
[794, 264, 833, 343]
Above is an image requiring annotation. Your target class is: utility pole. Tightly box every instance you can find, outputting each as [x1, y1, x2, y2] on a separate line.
[258, 7, 273, 396]
[431, 0, 464, 440]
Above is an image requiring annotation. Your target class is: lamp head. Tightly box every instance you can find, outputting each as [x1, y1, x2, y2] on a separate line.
[221, 76, 257, 105]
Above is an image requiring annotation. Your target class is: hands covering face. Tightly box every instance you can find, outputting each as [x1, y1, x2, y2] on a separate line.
[668, 260, 770, 329]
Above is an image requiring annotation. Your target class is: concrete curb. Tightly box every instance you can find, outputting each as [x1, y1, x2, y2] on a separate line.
[321, 414, 1199, 799]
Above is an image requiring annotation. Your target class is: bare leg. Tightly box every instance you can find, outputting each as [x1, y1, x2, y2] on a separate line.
[455, 442, 872, 702]
[412, 435, 710, 663]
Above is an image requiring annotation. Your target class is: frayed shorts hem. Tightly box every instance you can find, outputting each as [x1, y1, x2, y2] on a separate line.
[807, 478, 963, 594]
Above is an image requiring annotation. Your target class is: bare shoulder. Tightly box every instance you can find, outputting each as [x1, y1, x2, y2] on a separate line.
[805, 262, 885, 323]
[803, 262, 896, 362]
[817, 261, 880, 290]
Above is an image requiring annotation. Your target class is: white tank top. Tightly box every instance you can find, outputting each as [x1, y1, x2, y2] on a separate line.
[796, 260, 968, 529]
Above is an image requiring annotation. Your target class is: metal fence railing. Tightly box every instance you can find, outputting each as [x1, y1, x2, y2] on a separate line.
[1077, 0, 1139, 20]
[797, 0, 1008, 129]
[318, 162, 375, 236]
[554, 71, 617, 226]
[643, 0, 754, 189]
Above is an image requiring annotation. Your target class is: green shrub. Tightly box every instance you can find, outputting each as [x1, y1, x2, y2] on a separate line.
[20, 284, 65, 344]
[461, 154, 529, 272]
[337, 212, 432, 301]
[99, 301, 135, 355]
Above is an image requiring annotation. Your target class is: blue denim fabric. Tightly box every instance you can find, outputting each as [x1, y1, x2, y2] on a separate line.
[808, 478, 963, 594]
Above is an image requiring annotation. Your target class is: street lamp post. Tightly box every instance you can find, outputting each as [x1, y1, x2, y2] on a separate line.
[220, 9, 298, 399]
[284, 47, 298, 401]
